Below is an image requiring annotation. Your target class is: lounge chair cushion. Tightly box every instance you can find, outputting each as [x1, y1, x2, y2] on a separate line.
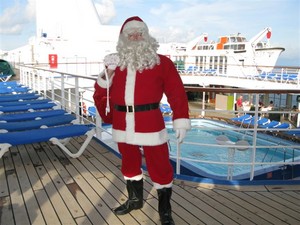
[0, 114, 77, 132]
[0, 93, 40, 102]
[0, 124, 95, 158]
[0, 103, 58, 113]
[0, 109, 66, 122]
[0, 99, 52, 106]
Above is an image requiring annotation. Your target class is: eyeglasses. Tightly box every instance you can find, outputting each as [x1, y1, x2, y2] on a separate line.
[128, 32, 144, 40]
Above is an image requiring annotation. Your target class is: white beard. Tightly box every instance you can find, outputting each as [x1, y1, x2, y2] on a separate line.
[117, 34, 160, 72]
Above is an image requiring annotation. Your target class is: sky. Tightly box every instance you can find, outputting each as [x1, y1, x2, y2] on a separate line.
[0, 0, 299, 66]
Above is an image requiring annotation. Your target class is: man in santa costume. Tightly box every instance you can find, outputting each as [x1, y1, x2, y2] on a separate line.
[93, 16, 190, 225]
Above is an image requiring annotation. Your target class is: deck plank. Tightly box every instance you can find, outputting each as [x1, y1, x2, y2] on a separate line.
[213, 189, 273, 225]
[40, 142, 85, 218]
[183, 185, 240, 225]
[245, 191, 300, 224]
[35, 146, 79, 224]
[1, 137, 300, 225]
[0, 196, 14, 225]
[0, 154, 9, 197]
[6, 162, 31, 225]
[231, 190, 297, 224]
[13, 145, 46, 225]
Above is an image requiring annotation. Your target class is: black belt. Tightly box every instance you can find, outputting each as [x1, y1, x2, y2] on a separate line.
[114, 103, 159, 113]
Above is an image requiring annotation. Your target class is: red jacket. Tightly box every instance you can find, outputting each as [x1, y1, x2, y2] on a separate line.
[93, 54, 190, 146]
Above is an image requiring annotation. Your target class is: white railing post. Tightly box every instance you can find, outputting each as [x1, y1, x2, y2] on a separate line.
[95, 109, 103, 139]
[74, 77, 80, 121]
[60, 73, 65, 109]
[176, 140, 181, 175]
[250, 94, 259, 180]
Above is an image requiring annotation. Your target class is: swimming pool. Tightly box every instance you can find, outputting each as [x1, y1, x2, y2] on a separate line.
[166, 119, 300, 180]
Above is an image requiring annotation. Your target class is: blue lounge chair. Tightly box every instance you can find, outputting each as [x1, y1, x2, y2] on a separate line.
[0, 93, 41, 102]
[0, 124, 95, 158]
[0, 86, 31, 94]
[230, 114, 252, 122]
[0, 103, 59, 114]
[160, 103, 172, 114]
[243, 117, 270, 126]
[271, 122, 290, 129]
[285, 130, 300, 136]
[243, 116, 257, 124]
[259, 120, 280, 129]
[0, 114, 77, 132]
[0, 81, 20, 87]
[0, 109, 66, 122]
[180, 66, 199, 74]
[0, 99, 52, 107]
[257, 117, 270, 126]
[88, 106, 96, 117]
[200, 69, 217, 76]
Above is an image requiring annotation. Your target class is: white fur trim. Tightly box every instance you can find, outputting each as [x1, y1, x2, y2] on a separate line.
[96, 70, 114, 88]
[153, 181, 173, 189]
[125, 113, 135, 142]
[122, 20, 148, 34]
[123, 66, 136, 142]
[173, 118, 191, 130]
[124, 67, 135, 104]
[112, 128, 169, 146]
[124, 170, 144, 181]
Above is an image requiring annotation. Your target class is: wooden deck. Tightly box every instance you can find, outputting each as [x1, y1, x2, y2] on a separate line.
[1, 136, 300, 225]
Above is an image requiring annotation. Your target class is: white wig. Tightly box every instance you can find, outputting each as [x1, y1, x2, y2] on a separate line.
[117, 16, 160, 72]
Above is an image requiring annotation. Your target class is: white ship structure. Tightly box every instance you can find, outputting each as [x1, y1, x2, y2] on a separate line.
[159, 27, 285, 78]
[1, 0, 299, 91]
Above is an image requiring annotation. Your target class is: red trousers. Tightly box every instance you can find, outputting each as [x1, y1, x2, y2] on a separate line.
[118, 142, 174, 185]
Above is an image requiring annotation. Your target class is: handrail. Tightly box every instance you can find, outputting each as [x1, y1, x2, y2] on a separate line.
[18, 64, 300, 181]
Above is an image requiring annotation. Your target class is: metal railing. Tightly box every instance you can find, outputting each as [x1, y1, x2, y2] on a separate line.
[18, 64, 300, 182]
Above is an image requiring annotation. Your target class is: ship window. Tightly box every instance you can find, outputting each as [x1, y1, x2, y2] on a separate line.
[209, 57, 213, 69]
[237, 37, 243, 42]
[238, 44, 245, 50]
[214, 56, 218, 70]
[256, 43, 263, 48]
[230, 37, 236, 42]
[224, 56, 227, 73]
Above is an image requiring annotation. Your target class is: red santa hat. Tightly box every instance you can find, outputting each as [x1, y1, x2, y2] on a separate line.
[120, 16, 148, 34]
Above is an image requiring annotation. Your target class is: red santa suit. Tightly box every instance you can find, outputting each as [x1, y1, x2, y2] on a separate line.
[93, 18, 190, 188]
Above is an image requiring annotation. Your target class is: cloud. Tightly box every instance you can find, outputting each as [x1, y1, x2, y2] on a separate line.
[0, 0, 36, 35]
[94, 0, 116, 24]
[146, 0, 294, 44]
[24, 0, 36, 20]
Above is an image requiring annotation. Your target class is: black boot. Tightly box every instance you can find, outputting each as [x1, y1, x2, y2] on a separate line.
[157, 188, 175, 225]
[114, 179, 143, 215]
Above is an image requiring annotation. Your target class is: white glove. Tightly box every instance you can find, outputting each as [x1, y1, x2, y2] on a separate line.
[104, 53, 120, 70]
[175, 129, 186, 143]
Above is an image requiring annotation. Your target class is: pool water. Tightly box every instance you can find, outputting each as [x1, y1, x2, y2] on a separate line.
[166, 119, 300, 180]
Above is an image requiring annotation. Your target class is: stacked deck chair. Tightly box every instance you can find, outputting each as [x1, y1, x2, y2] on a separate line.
[0, 81, 95, 159]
